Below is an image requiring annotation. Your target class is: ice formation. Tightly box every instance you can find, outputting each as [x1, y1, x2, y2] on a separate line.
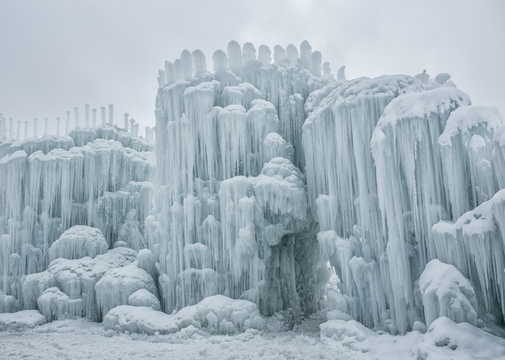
[1, 40, 505, 339]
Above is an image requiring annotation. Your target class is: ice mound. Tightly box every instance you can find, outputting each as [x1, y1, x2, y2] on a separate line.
[22, 247, 137, 320]
[128, 289, 161, 311]
[95, 262, 158, 317]
[103, 295, 265, 335]
[319, 319, 374, 342]
[48, 226, 108, 262]
[419, 260, 478, 327]
[0, 310, 46, 331]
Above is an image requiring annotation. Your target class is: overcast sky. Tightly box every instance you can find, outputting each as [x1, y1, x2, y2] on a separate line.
[1, 0, 504, 136]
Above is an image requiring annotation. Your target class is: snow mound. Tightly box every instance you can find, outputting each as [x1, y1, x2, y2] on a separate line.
[0, 310, 46, 331]
[37, 287, 84, 321]
[48, 226, 108, 262]
[320, 319, 374, 342]
[103, 295, 265, 335]
[95, 263, 158, 317]
[419, 260, 478, 327]
[127, 289, 161, 311]
[22, 247, 137, 321]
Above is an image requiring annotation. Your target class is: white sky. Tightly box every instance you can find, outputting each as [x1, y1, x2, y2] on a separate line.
[1, 0, 504, 136]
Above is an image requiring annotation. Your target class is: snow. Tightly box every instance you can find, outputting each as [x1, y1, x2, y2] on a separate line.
[419, 259, 478, 327]
[127, 289, 161, 311]
[48, 226, 108, 262]
[0, 310, 46, 331]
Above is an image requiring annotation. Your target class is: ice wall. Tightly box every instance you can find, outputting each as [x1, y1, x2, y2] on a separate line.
[151, 41, 333, 318]
[0, 124, 155, 311]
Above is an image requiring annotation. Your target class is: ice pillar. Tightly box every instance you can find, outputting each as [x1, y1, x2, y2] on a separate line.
[212, 50, 227, 75]
[124, 113, 129, 132]
[9, 118, 13, 138]
[108, 104, 114, 126]
[227, 40, 242, 75]
[33, 118, 38, 137]
[74, 107, 79, 129]
[65, 111, 71, 135]
[92, 108, 97, 127]
[192, 49, 206, 77]
[56, 117, 61, 137]
[129, 118, 135, 136]
[180, 50, 193, 81]
[16, 120, 21, 139]
[44, 117, 49, 136]
[24, 120, 29, 139]
[100, 107, 106, 126]
[85, 104, 90, 127]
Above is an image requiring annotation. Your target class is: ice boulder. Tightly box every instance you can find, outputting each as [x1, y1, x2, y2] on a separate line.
[95, 263, 158, 317]
[419, 259, 478, 327]
[48, 226, 108, 263]
[0, 310, 46, 331]
[127, 289, 161, 311]
[319, 319, 374, 342]
[103, 295, 265, 335]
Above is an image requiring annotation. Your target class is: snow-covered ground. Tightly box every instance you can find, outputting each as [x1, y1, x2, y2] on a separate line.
[2, 311, 505, 360]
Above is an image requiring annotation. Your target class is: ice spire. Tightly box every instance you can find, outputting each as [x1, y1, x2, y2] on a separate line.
[273, 45, 286, 64]
[124, 113, 129, 132]
[165, 61, 175, 84]
[337, 65, 346, 80]
[212, 49, 227, 75]
[33, 118, 38, 137]
[242, 42, 256, 65]
[100, 107, 106, 126]
[130, 118, 135, 135]
[192, 49, 206, 77]
[258, 45, 271, 65]
[24, 120, 29, 139]
[300, 40, 312, 70]
[108, 104, 114, 126]
[323, 62, 331, 75]
[85, 104, 90, 127]
[286, 44, 298, 62]
[44, 117, 49, 136]
[174, 59, 183, 80]
[227, 40, 242, 75]
[74, 107, 80, 129]
[157, 70, 166, 87]
[311, 51, 322, 77]
[180, 50, 193, 81]
[16, 120, 21, 139]
[66, 111, 71, 135]
[56, 117, 61, 137]
[92, 108, 97, 128]
[134, 123, 139, 138]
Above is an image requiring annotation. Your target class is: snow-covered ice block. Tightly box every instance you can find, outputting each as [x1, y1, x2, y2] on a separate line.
[95, 263, 158, 317]
[48, 226, 108, 262]
[103, 295, 265, 335]
[127, 289, 161, 311]
[0, 310, 46, 331]
[419, 259, 477, 327]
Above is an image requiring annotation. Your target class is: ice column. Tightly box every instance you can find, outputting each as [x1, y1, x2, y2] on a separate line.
[16, 120, 21, 139]
[227, 40, 242, 75]
[212, 50, 227, 75]
[9, 118, 13, 138]
[165, 61, 175, 84]
[311, 51, 322, 77]
[157, 70, 166, 87]
[24, 120, 29, 139]
[33, 118, 38, 137]
[129, 118, 135, 136]
[258, 45, 271, 65]
[286, 44, 298, 62]
[299, 40, 312, 70]
[174, 59, 183, 80]
[273, 45, 286, 64]
[44, 117, 49, 136]
[192, 49, 206, 77]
